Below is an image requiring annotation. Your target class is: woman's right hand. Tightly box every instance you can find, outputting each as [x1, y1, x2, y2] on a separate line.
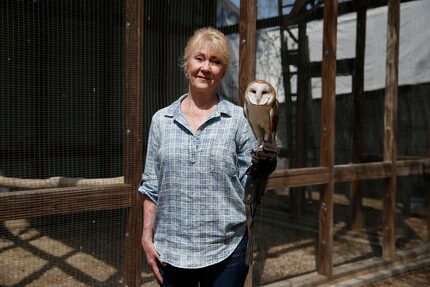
[142, 237, 163, 284]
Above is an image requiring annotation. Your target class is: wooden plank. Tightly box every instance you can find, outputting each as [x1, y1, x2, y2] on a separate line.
[292, 17, 309, 216]
[318, 0, 337, 278]
[350, 0, 368, 231]
[264, 243, 430, 287]
[335, 162, 391, 182]
[239, 2, 257, 286]
[0, 184, 131, 221]
[0, 158, 420, 212]
[303, 59, 355, 78]
[267, 159, 430, 190]
[267, 167, 329, 189]
[238, 0, 256, 106]
[219, 0, 416, 36]
[427, 118, 430, 242]
[1, 159, 423, 219]
[15, 159, 430, 223]
[124, 0, 144, 286]
[426, 173, 430, 242]
[426, 119, 430, 242]
[0, 176, 124, 189]
[382, 0, 400, 260]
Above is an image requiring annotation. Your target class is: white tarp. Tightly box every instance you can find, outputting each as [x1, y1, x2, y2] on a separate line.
[218, 0, 430, 102]
[307, 0, 430, 99]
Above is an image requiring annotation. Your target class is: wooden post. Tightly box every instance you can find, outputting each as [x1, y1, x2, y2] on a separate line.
[318, 0, 337, 278]
[350, 0, 368, 231]
[427, 118, 430, 242]
[239, 0, 257, 107]
[382, 0, 400, 260]
[124, 0, 144, 286]
[240, 1, 256, 286]
[427, 161, 430, 242]
[293, 16, 309, 217]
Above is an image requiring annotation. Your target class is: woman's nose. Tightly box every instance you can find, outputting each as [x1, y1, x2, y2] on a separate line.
[201, 60, 211, 71]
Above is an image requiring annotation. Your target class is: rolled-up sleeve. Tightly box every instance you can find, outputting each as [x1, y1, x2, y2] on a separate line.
[138, 115, 160, 204]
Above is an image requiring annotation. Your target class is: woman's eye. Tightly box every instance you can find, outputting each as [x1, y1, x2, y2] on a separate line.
[210, 59, 221, 66]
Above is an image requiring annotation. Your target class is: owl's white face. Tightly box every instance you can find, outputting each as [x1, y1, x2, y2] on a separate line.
[245, 81, 275, 105]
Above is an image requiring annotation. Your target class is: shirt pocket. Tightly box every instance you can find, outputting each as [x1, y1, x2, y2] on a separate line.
[198, 136, 237, 177]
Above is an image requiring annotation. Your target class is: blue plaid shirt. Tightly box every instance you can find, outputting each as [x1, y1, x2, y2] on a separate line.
[139, 94, 258, 268]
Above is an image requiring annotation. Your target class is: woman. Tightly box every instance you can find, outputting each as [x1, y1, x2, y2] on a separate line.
[139, 27, 274, 287]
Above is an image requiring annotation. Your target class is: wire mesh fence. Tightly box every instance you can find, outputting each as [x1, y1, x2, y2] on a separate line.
[1, 1, 127, 286]
[1, 0, 429, 287]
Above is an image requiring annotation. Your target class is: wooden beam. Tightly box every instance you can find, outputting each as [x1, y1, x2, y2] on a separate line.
[426, 116, 430, 242]
[124, 0, 144, 286]
[0, 176, 124, 189]
[350, 0, 368, 230]
[267, 159, 430, 189]
[318, 0, 337, 278]
[219, 0, 416, 36]
[3, 158, 424, 222]
[3, 159, 426, 223]
[292, 14, 309, 216]
[427, 129, 430, 242]
[0, 185, 131, 221]
[6, 156, 426, 223]
[336, 160, 429, 181]
[267, 167, 329, 189]
[264, 243, 430, 287]
[382, 0, 400, 260]
[240, 2, 257, 286]
[238, 0, 256, 106]
[305, 58, 355, 77]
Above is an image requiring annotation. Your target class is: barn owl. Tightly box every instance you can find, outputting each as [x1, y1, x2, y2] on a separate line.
[243, 80, 279, 265]
[243, 80, 279, 147]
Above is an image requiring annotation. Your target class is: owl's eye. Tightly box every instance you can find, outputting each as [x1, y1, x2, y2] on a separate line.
[262, 90, 268, 94]
[251, 89, 256, 93]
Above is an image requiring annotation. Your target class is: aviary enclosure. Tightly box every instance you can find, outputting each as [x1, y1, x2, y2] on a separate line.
[1, 0, 429, 286]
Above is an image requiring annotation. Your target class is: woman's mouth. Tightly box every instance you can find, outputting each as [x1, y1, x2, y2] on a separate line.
[197, 75, 212, 81]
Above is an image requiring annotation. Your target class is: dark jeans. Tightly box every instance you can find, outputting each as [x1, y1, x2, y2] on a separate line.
[159, 233, 249, 287]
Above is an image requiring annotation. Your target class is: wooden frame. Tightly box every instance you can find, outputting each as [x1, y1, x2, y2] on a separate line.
[350, 0, 368, 231]
[240, 2, 256, 286]
[236, 0, 429, 286]
[318, 0, 337, 277]
[0, 0, 144, 285]
[382, 0, 400, 260]
[0, 185, 130, 221]
[238, 0, 257, 106]
[123, 0, 144, 286]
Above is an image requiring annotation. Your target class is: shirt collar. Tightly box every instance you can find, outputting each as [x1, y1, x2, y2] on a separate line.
[164, 94, 233, 119]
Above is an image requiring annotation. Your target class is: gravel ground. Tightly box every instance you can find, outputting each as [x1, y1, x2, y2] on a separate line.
[363, 266, 430, 287]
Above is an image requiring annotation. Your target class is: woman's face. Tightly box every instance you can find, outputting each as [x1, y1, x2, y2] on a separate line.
[186, 43, 226, 95]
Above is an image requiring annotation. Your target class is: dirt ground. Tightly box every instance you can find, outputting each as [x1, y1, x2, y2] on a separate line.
[1, 190, 428, 287]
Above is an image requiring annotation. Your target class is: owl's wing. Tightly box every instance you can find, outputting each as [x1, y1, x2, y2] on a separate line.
[270, 99, 279, 144]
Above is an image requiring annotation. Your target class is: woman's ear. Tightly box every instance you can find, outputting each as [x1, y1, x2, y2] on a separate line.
[184, 66, 189, 79]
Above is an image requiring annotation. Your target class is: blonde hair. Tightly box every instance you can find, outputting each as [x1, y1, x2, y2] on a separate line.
[182, 27, 231, 75]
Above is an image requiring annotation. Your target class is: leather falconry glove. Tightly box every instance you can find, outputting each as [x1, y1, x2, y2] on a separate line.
[248, 141, 277, 179]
